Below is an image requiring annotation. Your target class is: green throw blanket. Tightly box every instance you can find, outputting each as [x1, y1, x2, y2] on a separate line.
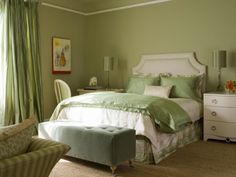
[50, 92, 192, 133]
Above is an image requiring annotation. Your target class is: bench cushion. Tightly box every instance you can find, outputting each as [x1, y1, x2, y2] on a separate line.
[38, 122, 136, 166]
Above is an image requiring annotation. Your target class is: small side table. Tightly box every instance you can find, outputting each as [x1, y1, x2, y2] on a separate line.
[204, 92, 236, 142]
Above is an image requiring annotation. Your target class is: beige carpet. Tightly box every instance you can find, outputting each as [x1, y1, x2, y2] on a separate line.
[49, 140, 236, 177]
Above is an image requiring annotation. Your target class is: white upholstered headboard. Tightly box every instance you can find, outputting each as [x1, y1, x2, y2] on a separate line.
[132, 52, 207, 92]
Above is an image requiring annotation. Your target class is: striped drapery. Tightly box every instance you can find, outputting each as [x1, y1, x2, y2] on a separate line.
[0, 0, 43, 125]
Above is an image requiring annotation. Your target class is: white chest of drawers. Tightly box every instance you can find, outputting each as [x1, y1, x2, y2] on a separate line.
[204, 92, 236, 142]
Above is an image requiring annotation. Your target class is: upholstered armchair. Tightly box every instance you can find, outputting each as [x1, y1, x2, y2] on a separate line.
[0, 137, 70, 177]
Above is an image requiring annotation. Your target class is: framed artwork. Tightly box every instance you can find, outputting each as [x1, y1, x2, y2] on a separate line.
[52, 37, 71, 74]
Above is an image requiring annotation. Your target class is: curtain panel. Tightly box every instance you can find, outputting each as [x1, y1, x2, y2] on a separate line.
[0, 0, 43, 125]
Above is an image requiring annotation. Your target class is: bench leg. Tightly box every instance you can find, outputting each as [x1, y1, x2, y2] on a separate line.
[110, 166, 117, 174]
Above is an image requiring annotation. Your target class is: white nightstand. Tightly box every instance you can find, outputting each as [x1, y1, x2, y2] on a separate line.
[204, 92, 236, 142]
[77, 88, 125, 95]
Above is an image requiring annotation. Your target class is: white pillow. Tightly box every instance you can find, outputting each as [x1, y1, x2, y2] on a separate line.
[144, 85, 172, 98]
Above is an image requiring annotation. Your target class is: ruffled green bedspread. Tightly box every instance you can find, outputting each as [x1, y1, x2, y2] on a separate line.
[50, 92, 191, 133]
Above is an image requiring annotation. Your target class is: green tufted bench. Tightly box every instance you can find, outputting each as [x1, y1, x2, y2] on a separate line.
[38, 123, 136, 174]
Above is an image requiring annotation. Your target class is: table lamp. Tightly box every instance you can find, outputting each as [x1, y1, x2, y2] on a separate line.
[104, 56, 114, 89]
[213, 50, 227, 91]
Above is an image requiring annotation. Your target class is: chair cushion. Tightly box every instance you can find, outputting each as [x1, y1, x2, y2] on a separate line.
[0, 117, 36, 160]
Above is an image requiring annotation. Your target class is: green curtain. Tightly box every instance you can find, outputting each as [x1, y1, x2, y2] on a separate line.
[0, 0, 43, 125]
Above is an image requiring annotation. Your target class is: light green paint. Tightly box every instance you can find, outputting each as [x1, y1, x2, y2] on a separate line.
[41, 0, 86, 12]
[81, 0, 156, 13]
[39, 3, 86, 118]
[85, 0, 236, 90]
[40, 0, 161, 13]
[41, 0, 159, 13]
[39, 0, 236, 119]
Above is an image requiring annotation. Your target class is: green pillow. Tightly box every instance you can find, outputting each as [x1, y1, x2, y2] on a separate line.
[160, 76, 201, 101]
[126, 75, 160, 94]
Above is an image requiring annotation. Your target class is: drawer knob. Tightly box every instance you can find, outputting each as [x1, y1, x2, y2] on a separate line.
[211, 111, 217, 116]
[211, 99, 218, 104]
[211, 126, 216, 131]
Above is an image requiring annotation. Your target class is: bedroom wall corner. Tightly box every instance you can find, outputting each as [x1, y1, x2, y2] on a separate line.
[84, 0, 236, 91]
[38, 2, 86, 119]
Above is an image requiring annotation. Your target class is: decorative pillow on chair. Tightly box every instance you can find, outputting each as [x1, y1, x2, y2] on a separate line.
[0, 117, 36, 160]
[126, 75, 160, 94]
[144, 85, 172, 98]
[160, 76, 201, 101]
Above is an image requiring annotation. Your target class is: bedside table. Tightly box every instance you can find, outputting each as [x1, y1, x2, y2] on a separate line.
[204, 92, 236, 142]
[77, 88, 125, 95]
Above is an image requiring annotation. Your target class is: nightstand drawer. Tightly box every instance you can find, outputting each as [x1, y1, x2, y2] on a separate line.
[204, 106, 236, 123]
[204, 95, 236, 107]
[204, 121, 236, 138]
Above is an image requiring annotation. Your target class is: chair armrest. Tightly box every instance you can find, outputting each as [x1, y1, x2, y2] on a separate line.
[0, 137, 70, 177]
[27, 137, 69, 151]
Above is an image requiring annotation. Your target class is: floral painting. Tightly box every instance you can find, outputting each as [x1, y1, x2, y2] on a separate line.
[52, 37, 71, 74]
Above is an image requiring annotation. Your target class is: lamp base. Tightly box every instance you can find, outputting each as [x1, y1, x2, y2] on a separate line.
[106, 71, 110, 89]
[216, 84, 224, 92]
[216, 69, 224, 92]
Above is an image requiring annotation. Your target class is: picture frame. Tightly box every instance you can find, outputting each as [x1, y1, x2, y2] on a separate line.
[52, 37, 71, 74]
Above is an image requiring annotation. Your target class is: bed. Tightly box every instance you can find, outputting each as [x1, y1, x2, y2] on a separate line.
[39, 52, 206, 164]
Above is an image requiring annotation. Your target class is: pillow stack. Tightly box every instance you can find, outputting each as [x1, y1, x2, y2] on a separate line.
[126, 74, 203, 100]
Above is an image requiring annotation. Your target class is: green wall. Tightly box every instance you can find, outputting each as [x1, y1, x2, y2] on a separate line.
[39, 3, 86, 118]
[39, 0, 236, 119]
[85, 0, 236, 90]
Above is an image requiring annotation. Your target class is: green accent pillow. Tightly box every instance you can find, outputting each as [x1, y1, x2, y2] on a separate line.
[126, 75, 160, 94]
[160, 76, 201, 101]
[0, 117, 36, 160]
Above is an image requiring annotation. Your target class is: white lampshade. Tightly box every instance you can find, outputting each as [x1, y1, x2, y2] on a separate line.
[213, 50, 227, 69]
[104, 56, 114, 71]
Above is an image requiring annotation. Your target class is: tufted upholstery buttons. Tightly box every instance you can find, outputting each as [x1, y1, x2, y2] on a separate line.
[81, 126, 130, 135]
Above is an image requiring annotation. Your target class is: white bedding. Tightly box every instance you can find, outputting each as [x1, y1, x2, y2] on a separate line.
[170, 98, 202, 122]
[54, 98, 202, 150]
[56, 98, 202, 123]
[47, 97, 202, 163]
